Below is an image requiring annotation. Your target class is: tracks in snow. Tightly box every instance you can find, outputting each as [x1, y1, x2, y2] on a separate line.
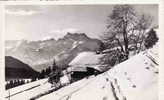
[105, 72, 127, 100]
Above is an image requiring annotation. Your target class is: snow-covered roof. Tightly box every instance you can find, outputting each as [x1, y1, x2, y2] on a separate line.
[69, 52, 104, 66]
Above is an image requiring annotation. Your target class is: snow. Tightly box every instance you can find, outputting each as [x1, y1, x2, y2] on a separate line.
[38, 77, 98, 100]
[4, 44, 158, 100]
[69, 52, 104, 66]
[72, 41, 78, 49]
[41, 36, 54, 41]
[4, 78, 52, 100]
[71, 41, 84, 49]
[60, 75, 71, 85]
[38, 45, 158, 100]
[69, 51, 104, 71]
[106, 50, 158, 100]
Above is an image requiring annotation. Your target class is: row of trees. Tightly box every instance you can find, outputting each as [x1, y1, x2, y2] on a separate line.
[6, 79, 30, 90]
[38, 60, 64, 85]
[38, 66, 52, 79]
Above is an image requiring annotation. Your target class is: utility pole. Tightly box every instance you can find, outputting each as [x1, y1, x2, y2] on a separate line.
[8, 89, 10, 100]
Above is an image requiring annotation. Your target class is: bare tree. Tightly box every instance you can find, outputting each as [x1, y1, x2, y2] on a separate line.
[102, 5, 152, 59]
[129, 14, 153, 53]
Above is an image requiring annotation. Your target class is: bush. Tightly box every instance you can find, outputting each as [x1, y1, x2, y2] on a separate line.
[144, 29, 158, 49]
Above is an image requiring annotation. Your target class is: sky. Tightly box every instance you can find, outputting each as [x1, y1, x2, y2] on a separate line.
[5, 5, 158, 41]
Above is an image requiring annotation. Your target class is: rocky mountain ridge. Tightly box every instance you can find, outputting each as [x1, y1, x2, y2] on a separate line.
[5, 32, 103, 72]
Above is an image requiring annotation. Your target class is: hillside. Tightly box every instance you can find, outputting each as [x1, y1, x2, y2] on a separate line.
[38, 44, 158, 100]
[5, 56, 39, 80]
[5, 33, 103, 71]
[4, 42, 158, 100]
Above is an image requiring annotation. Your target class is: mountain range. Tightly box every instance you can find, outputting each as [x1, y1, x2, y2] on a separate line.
[5, 32, 103, 72]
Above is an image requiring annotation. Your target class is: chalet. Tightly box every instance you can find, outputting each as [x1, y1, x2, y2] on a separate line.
[67, 52, 104, 81]
[48, 52, 104, 87]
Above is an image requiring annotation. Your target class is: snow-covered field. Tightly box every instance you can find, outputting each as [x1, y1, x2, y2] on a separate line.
[4, 44, 158, 100]
[4, 78, 52, 100]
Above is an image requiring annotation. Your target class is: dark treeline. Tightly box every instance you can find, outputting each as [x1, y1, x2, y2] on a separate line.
[6, 79, 29, 90]
[5, 66, 52, 90]
[5, 59, 63, 90]
[38, 66, 52, 79]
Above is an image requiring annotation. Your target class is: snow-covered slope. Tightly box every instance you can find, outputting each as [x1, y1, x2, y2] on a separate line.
[38, 44, 158, 100]
[4, 44, 158, 100]
[4, 78, 52, 100]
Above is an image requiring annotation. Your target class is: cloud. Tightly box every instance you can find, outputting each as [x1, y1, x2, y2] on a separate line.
[6, 9, 38, 16]
[48, 28, 80, 40]
[51, 28, 79, 34]
[5, 32, 26, 40]
[42, 36, 54, 41]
